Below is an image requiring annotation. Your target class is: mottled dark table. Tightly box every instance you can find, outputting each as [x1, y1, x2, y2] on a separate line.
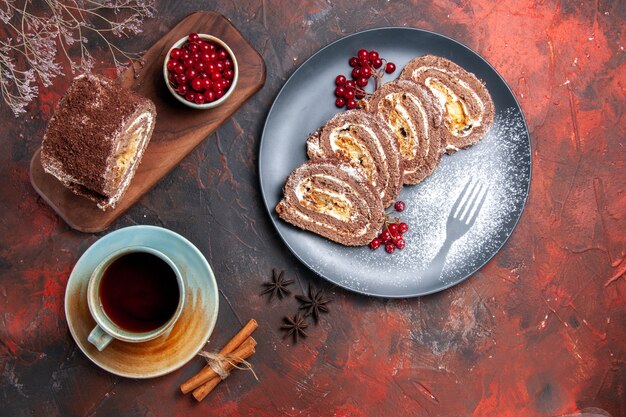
[1, 1, 624, 416]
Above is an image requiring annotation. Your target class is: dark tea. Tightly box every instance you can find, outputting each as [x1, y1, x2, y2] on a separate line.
[99, 252, 180, 333]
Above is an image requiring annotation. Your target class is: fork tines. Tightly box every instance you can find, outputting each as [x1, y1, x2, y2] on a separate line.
[452, 179, 489, 225]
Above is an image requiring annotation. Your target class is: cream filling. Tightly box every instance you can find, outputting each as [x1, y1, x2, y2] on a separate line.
[289, 209, 368, 237]
[383, 93, 419, 158]
[329, 123, 388, 189]
[382, 93, 429, 174]
[417, 72, 483, 137]
[108, 112, 154, 199]
[294, 175, 355, 221]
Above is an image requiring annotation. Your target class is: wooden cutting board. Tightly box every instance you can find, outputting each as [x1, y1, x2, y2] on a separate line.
[30, 11, 265, 233]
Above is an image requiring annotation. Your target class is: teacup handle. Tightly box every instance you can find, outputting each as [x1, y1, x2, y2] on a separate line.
[88, 325, 113, 351]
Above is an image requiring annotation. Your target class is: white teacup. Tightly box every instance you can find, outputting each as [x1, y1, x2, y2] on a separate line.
[87, 246, 185, 351]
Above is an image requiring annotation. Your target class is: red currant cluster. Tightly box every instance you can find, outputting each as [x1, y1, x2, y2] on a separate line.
[334, 48, 396, 110]
[166, 33, 235, 105]
[369, 201, 408, 254]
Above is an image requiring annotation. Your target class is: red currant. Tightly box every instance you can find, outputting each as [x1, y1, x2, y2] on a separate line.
[170, 48, 182, 60]
[398, 222, 409, 234]
[356, 77, 368, 87]
[183, 58, 195, 68]
[345, 80, 356, 89]
[385, 242, 396, 253]
[395, 238, 406, 250]
[188, 33, 200, 43]
[217, 49, 228, 60]
[360, 66, 372, 78]
[210, 71, 222, 81]
[195, 61, 206, 72]
[369, 238, 381, 250]
[388, 223, 399, 235]
[203, 78, 212, 91]
[194, 93, 206, 104]
[357, 49, 369, 60]
[175, 74, 188, 86]
[166, 59, 177, 72]
[224, 59, 233, 69]
[335, 86, 346, 97]
[204, 90, 216, 102]
[346, 99, 357, 109]
[335, 75, 347, 86]
[223, 69, 234, 80]
[394, 201, 405, 212]
[188, 43, 199, 53]
[351, 68, 361, 79]
[215, 89, 225, 99]
[185, 68, 197, 79]
[358, 58, 369, 67]
[344, 89, 355, 100]
[385, 62, 396, 73]
[177, 84, 188, 95]
[380, 230, 391, 242]
[355, 90, 365, 99]
[372, 58, 383, 69]
[182, 50, 190, 60]
[191, 77, 205, 91]
[185, 91, 196, 102]
[335, 97, 346, 108]
[200, 42, 210, 52]
[216, 61, 225, 72]
[174, 63, 185, 74]
[368, 51, 379, 62]
[349, 57, 359, 67]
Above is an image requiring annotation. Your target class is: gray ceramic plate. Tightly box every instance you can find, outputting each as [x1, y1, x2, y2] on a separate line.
[65, 225, 219, 378]
[259, 28, 531, 298]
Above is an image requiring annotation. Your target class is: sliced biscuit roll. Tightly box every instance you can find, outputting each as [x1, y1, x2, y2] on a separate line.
[366, 80, 444, 185]
[275, 160, 384, 246]
[306, 110, 402, 208]
[400, 55, 494, 153]
[41, 73, 156, 210]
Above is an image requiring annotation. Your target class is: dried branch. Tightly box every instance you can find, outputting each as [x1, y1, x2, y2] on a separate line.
[0, 0, 155, 116]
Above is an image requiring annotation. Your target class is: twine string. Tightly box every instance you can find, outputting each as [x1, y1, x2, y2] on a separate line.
[198, 351, 259, 381]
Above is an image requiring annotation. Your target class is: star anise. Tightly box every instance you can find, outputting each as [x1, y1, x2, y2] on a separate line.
[281, 313, 308, 343]
[295, 285, 332, 323]
[260, 269, 294, 300]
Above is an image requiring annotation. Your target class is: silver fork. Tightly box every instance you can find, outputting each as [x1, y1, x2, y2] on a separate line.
[425, 178, 489, 280]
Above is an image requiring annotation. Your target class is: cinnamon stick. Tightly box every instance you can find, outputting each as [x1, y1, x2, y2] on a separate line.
[180, 336, 257, 394]
[180, 319, 257, 393]
[192, 341, 256, 401]
[218, 319, 258, 355]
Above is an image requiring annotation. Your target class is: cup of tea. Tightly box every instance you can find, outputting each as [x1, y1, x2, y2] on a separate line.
[86, 246, 185, 351]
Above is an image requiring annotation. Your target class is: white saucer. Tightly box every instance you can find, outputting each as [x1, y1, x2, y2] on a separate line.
[65, 225, 219, 378]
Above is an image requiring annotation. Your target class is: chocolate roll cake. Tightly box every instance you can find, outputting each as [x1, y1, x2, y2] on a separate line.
[366, 80, 444, 185]
[306, 110, 402, 208]
[41, 74, 156, 210]
[275, 160, 384, 246]
[400, 55, 494, 153]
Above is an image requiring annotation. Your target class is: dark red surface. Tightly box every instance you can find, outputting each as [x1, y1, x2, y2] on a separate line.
[1, 1, 624, 416]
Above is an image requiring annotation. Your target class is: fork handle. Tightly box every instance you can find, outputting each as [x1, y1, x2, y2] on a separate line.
[425, 238, 454, 280]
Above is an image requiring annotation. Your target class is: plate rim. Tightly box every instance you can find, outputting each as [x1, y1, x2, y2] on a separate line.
[259, 26, 532, 298]
[64, 225, 219, 378]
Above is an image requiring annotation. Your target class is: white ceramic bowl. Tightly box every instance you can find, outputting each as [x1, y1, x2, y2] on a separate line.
[163, 34, 238, 109]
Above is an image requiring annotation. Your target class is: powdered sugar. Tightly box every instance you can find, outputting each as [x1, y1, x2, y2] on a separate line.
[307, 108, 530, 295]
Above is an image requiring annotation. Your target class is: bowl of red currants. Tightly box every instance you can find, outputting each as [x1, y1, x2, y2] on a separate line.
[163, 32, 238, 109]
